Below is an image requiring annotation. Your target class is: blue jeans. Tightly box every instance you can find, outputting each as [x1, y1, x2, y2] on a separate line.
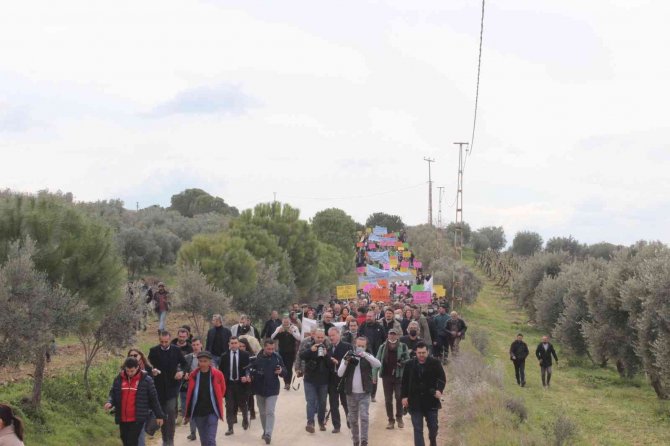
[304, 381, 328, 425]
[137, 424, 146, 446]
[193, 413, 218, 446]
[158, 311, 167, 331]
[410, 409, 439, 446]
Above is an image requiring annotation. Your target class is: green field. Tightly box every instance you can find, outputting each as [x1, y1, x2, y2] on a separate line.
[451, 256, 670, 445]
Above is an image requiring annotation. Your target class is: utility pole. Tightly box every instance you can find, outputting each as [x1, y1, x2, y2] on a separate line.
[451, 142, 468, 310]
[273, 192, 277, 203]
[136, 202, 139, 211]
[453, 142, 468, 259]
[437, 186, 445, 228]
[424, 157, 435, 226]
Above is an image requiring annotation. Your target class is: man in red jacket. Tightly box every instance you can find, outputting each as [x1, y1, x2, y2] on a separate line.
[184, 351, 226, 446]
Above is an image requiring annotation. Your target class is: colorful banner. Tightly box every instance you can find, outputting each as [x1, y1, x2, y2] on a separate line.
[400, 267, 409, 272]
[363, 282, 377, 293]
[377, 279, 389, 288]
[396, 285, 409, 295]
[368, 251, 390, 264]
[336, 285, 357, 299]
[433, 285, 446, 297]
[403, 242, 410, 249]
[400, 260, 410, 268]
[413, 291, 432, 304]
[356, 242, 364, 248]
[370, 287, 390, 302]
[356, 266, 366, 275]
[382, 263, 390, 270]
[395, 241, 404, 248]
[411, 284, 424, 292]
[412, 260, 422, 269]
[402, 251, 411, 259]
[390, 258, 398, 267]
[373, 226, 388, 236]
[368, 243, 376, 250]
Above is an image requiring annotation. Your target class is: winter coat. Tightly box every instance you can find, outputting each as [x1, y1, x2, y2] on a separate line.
[206, 325, 232, 357]
[300, 341, 333, 385]
[401, 357, 446, 411]
[373, 341, 410, 380]
[185, 367, 226, 420]
[108, 371, 166, 425]
[510, 340, 529, 361]
[148, 344, 188, 402]
[380, 318, 402, 337]
[535, 343, 558, 367]
[358, 321, 386, 356]
[443, 318, 467, 339]
[415, 316, 433, 346]
[250, 352, 287, 397]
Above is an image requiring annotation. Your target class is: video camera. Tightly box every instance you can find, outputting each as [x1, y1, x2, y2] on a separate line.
[342, 350, 359, 366]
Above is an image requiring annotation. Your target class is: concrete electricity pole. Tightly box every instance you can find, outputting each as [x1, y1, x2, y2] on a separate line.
[453, 142, 468, 260]
[437, 186, 445, 228]
[424, 157, 435, 226]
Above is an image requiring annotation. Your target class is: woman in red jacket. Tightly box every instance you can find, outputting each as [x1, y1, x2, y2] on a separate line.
[184, 351, 226, 446]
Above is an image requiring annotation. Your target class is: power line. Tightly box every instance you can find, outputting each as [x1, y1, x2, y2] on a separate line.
[280, 182, 426, 201]
[464, 0, 486, 171]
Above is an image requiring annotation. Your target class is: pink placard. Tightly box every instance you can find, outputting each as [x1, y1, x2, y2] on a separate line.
[382, 263, 390, 270]
[368, 243, 376, 249]
[363, 283, 377, 292]
[356, 267, 366, 274]
[413, 260, 422, 269]
[396, 285, 409, 295]
[400, 260, 410, 268]
[413, 291, 432, 304]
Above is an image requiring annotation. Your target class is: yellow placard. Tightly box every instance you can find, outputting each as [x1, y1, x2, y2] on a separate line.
[366, 227, 372, 234]
[402, 251, 411, 258]
[434, 285, 446, 297]
[336, 284, 358, 299]
[400, 267, 409, 273]
[390, 258, 398, 267]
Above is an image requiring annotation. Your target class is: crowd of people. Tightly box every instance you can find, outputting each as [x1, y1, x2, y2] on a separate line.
[104, 282, 472, 446]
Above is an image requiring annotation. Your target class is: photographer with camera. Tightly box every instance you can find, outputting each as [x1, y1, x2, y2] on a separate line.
[299, 329, 332, 433]
[401, 342, 446, 446]
[249, 339, 286, 444]
[373, 328, 410, 430]
[337, 336, 382, 446]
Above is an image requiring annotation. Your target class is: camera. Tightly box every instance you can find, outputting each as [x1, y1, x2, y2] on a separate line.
[342, 350, 359, 366]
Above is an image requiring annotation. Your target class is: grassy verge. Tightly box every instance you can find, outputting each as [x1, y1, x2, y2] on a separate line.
[447, 256, 670, 445]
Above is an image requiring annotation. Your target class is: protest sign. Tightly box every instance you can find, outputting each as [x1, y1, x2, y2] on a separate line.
[336, 285, 357, 299]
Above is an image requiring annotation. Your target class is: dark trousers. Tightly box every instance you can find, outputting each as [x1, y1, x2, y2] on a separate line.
[328, 378, 348, 429]
[541, 366, 553, 387]
[119, 421, 144, 446]
[159, 397, 177, 445]
[225, 381, 249, 428]
[280, 351, 295, 386]
[248, 392, 255, 416]
[513, 359, 526, 385]
[193, 413, 218, 446]
[410, 409, 438, 446]
[382, 375, 403, 422]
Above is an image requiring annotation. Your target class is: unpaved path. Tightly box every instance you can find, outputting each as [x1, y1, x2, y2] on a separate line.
[168, 380, 427, 446]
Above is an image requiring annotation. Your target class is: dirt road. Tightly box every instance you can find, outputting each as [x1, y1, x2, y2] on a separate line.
[169, 380, 422, 446]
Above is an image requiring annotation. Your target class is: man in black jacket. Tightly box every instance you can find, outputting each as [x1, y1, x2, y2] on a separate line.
[148, 331, 188, 446]
[509, 333, 529, 387]
[271, 316, 301, 390]
[535, 335, 559, 388]
[443, 311, 467, 355]
[261, 310, 282, 339]
[105, 357, 166, 446]
[299, 329, 332, 433]
[401, 342, 446, 446]
[206, 314, 232, 368]
[327, 326, 353, 433]
[358, 311, 385, 402]
[220, 337, 251, 435]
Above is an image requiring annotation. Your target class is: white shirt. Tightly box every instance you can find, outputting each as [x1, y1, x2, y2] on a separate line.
[230, 349, 239, 380]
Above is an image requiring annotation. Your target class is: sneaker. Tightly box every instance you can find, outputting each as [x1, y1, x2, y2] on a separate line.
[396, 418, 404, 428]
[264, 435, 272, 445]
[306, 423, 315, 433]
[332, 427, 340, 433]
[284, 384, 291, 390]
[186, 433, 196, 441]
[319, 423, 326, 431]
[386, 421, 395, 429]
[361, 441, 368, 446]
[242, 419, 249, 430]
[225, 429, 234, 436]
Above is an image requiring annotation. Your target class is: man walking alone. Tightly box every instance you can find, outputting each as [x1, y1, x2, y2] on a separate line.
[509, 333, 529, 387]
[535, 335, 558, 388]
[183, 351, 226, 446]
[373, 328, 409, 429]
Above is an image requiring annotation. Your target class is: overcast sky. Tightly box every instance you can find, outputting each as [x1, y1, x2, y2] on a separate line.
[1, 0, 668, 246]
